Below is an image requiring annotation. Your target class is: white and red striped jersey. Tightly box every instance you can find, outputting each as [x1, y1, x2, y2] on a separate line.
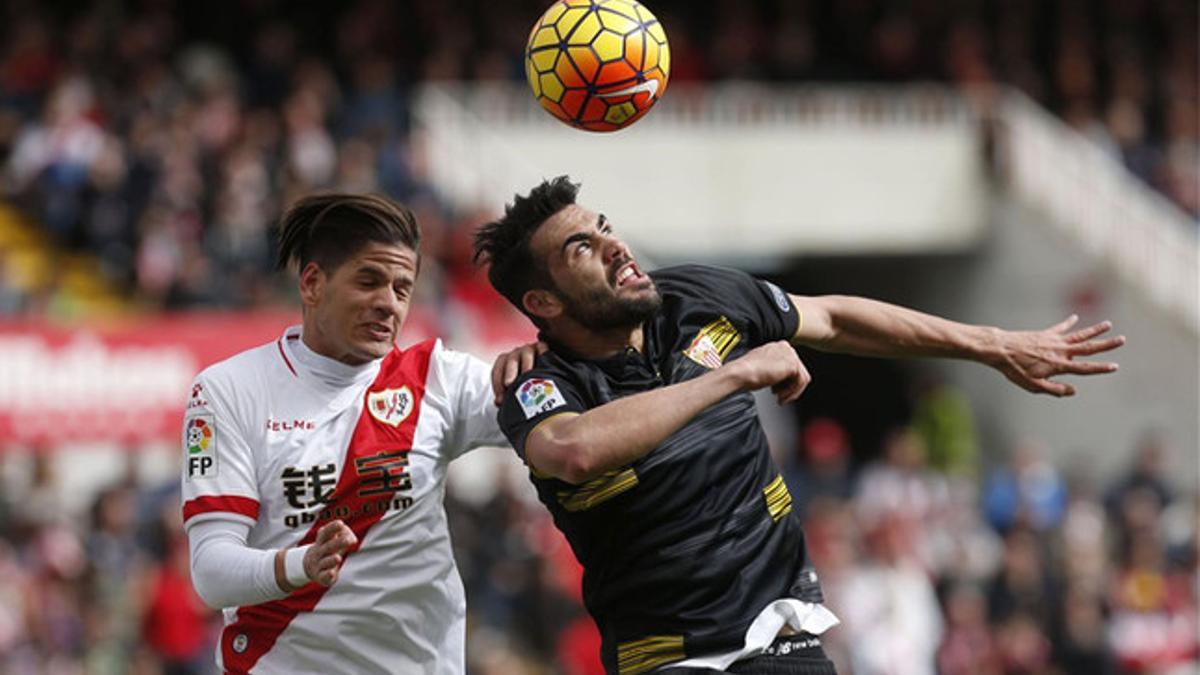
[181, 326, 504, 674]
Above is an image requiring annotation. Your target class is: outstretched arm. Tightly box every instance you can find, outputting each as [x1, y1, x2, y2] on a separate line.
[790, 294, 1124, 397]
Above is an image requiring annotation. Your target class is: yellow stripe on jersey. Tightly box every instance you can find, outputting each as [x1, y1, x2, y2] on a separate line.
[617, 634, 685, 675]
[524, 412, 581, 479]
[763, 475, 793, 522]
[703, 316, 740, 359]
[683, 316, 742, 369]
[556, 467, 639, 512]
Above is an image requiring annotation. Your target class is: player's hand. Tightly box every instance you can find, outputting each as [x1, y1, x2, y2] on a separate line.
[988, 315, 1125, 397]
[491, 341, 549, 405]
[304, 520, 358, 586]
[727, 340, 812, 405]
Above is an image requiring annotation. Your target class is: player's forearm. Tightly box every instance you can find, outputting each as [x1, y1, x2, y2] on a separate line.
[533, 366, 746, 483]
[802, 295, 1000, 363]
[188, 519, 310, 608]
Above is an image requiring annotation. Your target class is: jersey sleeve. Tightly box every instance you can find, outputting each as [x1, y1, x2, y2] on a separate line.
[497, 369, 588, 463]
[433, 345, 510, 460]
[657, 264, 800, 346]
[180, 372, 261, 530]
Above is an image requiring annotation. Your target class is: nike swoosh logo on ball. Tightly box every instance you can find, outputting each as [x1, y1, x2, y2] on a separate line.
[595, 80, 660, 99]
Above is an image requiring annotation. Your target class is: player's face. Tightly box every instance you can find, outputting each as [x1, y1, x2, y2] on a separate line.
[301, 242, 418, 365]
[533, 204, 660, 330]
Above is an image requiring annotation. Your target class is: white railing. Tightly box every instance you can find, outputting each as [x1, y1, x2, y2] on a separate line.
[413, 83, 988, 256]
[418, 82, 976, 127]
[998, 89, 1199, 334]
[412, 83, 980, 209]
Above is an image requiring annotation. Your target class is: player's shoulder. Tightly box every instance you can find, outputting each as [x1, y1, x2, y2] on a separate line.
[193, 339, 285, 395]
[377, 337, 444, 380]
[508, 349, 587, 396]
[649, 263, 757, 303]
[427, 339, 492, 377]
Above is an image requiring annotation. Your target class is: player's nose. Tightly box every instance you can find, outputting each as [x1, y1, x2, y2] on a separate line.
[602, 234, 629, 265]
[370, 286, 403, 316]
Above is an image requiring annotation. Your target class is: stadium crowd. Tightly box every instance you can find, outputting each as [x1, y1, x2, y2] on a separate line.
[0, 1, 1197, 674]
[0, 0, 1196, 315]
[0, 415, 1195, 674]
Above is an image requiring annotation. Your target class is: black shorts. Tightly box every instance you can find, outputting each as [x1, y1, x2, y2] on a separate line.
[658, 633, 837, 675]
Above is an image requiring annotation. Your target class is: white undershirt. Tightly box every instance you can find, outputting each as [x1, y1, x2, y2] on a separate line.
[660, 599, 840, 671]
[188, 519, 311, 609]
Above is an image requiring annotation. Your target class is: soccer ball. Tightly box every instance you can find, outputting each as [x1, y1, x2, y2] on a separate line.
[525, 0, 670, 132]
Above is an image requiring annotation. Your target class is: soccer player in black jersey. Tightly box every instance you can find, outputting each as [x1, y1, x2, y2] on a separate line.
[473, 176, 1124, 675]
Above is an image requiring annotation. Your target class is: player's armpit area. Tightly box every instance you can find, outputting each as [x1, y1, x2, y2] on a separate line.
[523, 411, 582, 480]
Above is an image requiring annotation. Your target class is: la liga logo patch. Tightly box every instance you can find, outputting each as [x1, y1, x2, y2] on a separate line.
[184, 415, 218, 479]
[186, 417, 213, 453]
[517, 378, 567, 419]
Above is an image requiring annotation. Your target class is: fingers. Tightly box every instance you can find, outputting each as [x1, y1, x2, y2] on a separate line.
[1055, 358, 1119, 375]
[308, 521, 358, 586]
[770, 356, 812, 405]
[490, 359, 507, 405]
[491, 342, 545, 406]
[317, 521, 357, 554]
[491, 349, 520, 405]
[1049, 314, 1080, 334]
[1035, 379, 1076, 397]
[315, 520, 341, 545]
[1065, 320, 1113, 343]
[503, 355, 520, 390]
[1067, 335, 1125, 356]
[519, 346, 536, 376]
[783, 360, 812, 404]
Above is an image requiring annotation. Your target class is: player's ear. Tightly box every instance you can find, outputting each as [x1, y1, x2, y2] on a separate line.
[298, 262, 326, 308]
[523, 289, 562, 321]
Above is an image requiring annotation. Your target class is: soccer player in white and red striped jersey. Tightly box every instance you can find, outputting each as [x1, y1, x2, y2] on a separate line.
[181, 194, 536, 674]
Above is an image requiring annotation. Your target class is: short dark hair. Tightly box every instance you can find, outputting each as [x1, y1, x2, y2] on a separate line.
[277, 193, 420, 273]
[472, 176, 579, 324]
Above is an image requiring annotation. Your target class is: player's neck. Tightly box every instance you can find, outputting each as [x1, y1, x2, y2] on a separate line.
[551, 320, 644, 359]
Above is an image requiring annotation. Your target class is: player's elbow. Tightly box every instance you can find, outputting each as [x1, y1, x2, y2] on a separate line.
[189, 560, 231, 610]
[557, 445, 603, 484]
[528, 438, 597, 485]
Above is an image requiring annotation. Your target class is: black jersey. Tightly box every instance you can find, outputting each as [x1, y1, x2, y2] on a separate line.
[498, 264, 825, 675]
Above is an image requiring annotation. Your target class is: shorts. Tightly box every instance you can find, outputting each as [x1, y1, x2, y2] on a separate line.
[657, 633, 837, 675]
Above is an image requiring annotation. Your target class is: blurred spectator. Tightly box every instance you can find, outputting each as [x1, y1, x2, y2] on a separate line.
[835, 512, 944, 675]
[1105, 429, 1175, 522]
[911, 381, 981, 478]
[855, 425, 949, 533]
[936, 581, 1001, 675]
[983, 442, 1068, 533]
[784, 416, 854, 517]
[140, 531, 212, 675]
[985, 526, 1060, 629]
[1107, 528, 1199, 673]
[1051, 583, 1116, 675]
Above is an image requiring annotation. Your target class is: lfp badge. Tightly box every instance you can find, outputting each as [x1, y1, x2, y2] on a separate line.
[185, 416, 217, 479]
[517, 378, 567, 419]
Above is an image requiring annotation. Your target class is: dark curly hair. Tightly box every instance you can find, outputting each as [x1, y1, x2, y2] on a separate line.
[472, 176, 579, 326]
